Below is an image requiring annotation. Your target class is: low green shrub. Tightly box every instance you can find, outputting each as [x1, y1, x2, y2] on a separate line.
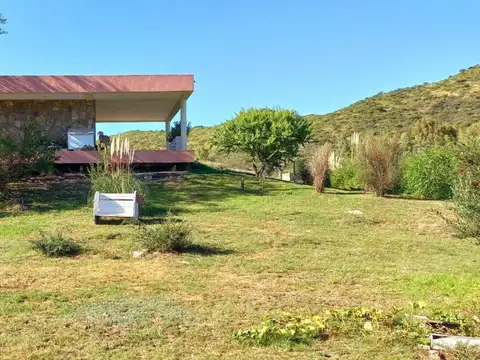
[450, 139, 480, 238]
[134, 218, 193, 253]
[329, 159, 362, 190]
[402, 147, 457, 200]
[30, 232, 82, 257]
[233, 312, 326, 346]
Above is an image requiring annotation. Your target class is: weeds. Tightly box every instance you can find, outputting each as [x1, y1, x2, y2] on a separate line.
[134, 217, 193, 253]
[358, 136, 402, 196]
[30, 231, 82, 257]
[308, 143, 332, 193]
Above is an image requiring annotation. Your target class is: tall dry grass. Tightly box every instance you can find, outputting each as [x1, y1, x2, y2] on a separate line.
[358, 136, 402, 196]
[309, 143, 332, 193]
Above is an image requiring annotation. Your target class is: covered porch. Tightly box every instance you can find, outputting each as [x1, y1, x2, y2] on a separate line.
[0, 74, 195, 166]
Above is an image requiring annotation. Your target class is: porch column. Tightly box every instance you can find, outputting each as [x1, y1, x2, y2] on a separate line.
[165, 120, 170, 149]
[180, 99, 187, 150]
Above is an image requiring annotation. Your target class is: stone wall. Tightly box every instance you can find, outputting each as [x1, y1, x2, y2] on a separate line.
[0, 100, 95, 146]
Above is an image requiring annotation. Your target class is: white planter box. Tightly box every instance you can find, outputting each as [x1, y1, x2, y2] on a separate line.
[93, 191, 140, 224]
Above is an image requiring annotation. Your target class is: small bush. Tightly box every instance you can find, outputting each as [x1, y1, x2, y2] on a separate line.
[134, 218, 192, 253]
[402, 147, 457, 200]
[450, 139, 480, 238]
[308, 143, 332, 193]
[329, 159, 363, 190]
[358, 136, 402, 196]
[0, 119, 55, 195]
[30, 232, 82, 257]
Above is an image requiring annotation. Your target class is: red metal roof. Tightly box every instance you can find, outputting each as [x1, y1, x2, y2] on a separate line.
[0, 75, 194, 94]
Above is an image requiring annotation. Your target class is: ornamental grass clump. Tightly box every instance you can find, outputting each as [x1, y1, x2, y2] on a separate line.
[89, 136, 146, 197]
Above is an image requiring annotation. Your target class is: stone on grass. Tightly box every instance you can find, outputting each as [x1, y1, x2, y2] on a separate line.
[347, 210, 364, 216]
[132, 249, 148, 259]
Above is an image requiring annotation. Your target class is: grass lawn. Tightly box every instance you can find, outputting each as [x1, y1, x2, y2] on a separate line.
[1, 170, 480, 359]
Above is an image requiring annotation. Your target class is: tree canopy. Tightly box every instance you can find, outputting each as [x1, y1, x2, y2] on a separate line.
[213, 108, 312, 178]
[0, 13, 6, 35]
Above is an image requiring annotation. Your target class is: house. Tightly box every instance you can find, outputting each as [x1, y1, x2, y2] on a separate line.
[0, 74, 194, 167]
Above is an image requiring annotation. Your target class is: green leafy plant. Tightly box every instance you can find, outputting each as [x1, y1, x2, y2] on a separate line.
[329, 158, 363, 190]
[233, 312, 326, 346]
[134, 217, 193, 253]
[402, 147, 457, 200]
[213, 108, 312, 178]
[449, 138, 480, 238]
[0, 118, 56, 195]
[30, 231, 83, 257]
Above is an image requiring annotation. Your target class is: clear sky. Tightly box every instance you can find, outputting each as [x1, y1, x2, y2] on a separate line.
[2, 0, 480, 135]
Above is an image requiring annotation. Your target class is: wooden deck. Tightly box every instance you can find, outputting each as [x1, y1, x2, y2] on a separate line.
[55, 150, 195, 165]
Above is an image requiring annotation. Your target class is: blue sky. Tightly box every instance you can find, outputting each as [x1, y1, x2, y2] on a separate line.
[2, 0, 480, 135]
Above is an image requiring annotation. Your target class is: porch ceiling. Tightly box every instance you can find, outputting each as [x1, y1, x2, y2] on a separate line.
[0, 75, 194, 122]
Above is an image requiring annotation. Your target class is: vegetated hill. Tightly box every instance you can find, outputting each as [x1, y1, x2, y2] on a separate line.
[119, 65, 480, 168]
[309, 65, 480, 141]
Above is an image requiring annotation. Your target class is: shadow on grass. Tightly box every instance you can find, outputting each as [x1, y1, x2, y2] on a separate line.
[180, 243, 236, 256]
[3, 178, 90, 215]
[140, 217, 184, 225]
[142, 172, 266, 217]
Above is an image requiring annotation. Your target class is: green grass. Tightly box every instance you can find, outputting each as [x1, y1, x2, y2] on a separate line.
[1, 171, 480, 359]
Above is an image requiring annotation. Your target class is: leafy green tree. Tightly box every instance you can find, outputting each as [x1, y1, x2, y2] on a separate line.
[167, 120, 191, 142]
[0, 13, 6, 35]
[213, 108, 312, 178]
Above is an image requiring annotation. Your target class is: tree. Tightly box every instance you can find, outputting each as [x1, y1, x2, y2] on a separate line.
[0, 13, 7, 35]
[213, 108, 312, 178]
[167, 120, 191, 142]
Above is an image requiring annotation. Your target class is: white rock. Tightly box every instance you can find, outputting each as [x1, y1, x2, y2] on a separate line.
[428, 350, 440, 360]
[347, 210, 364, 216]
[132, 249, 148, 259]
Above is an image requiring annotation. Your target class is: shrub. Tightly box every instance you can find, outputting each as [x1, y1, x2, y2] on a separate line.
[329, 159, 363, 190]
[30, 232, 82, 257]
[134, 218, 193, 253]
[308, 143, 332, 193]
[450, 139, 480, 238]
[402, 147, 457, 200]
[0, 119, 55, 195]
[358, 136, 402, 196]
[451, 173, 480, 239]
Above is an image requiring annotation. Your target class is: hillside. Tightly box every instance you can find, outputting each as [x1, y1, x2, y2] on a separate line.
[120, 65, 480, 168]
[309, 65, 480, 141]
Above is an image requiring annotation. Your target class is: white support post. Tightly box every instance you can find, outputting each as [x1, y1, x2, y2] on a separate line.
[180, 99, 187, 150]
[165, 121, 171, 149]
